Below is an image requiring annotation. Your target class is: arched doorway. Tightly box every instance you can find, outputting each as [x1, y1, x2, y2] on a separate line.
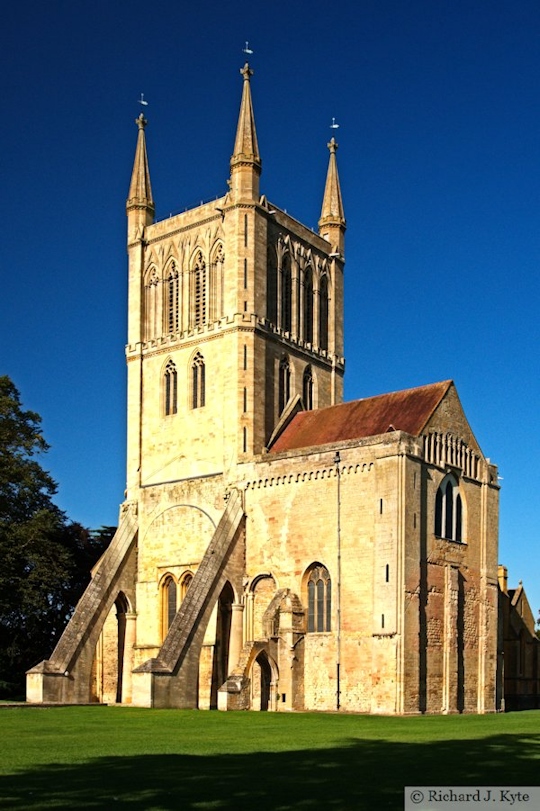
[255, 651, 272, 711]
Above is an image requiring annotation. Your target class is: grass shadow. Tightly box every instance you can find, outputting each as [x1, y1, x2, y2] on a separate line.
[1, 731, 539, 810]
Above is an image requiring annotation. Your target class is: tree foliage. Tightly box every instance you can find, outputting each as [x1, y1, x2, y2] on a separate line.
[0, 377, 111, 697]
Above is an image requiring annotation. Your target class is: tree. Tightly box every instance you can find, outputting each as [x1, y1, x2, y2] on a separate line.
[0, 377, 110, 697]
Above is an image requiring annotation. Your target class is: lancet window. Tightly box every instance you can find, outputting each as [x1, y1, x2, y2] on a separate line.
[278, 355, 291, 415]
[303, 365, 314, 410]
[307, 564, 332, 633]
[435, 475, 463, 542]
[281, 254, 292, 333]
[161, 575, 177, 639]
[319, 274, 329, 351]
[164, 359, 178, 416]
[180, 572, 193, 602]
[303, 267, 314, 344]
[210, 244, 224, 321]
[144, 268, 159, 340]
[192, 352, 206, 409]
[166, 262, 180, 334]
[193, 251, 206, 327]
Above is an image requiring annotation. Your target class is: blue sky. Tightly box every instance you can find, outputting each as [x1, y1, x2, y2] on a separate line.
[2, 1, 539, 619]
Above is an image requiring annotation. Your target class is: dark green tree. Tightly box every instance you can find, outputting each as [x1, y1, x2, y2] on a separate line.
[0, 377, 111, 698]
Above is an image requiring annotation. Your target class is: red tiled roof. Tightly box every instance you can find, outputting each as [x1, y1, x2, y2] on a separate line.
[269, 380, 453, 454]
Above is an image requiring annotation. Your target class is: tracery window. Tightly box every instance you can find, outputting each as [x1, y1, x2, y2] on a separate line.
[167, 262, 180, 334]
[319, 274, 329, 351]
[303, 267, 314, 344]
[307, 564, 332, 633]
[435, 475, 463, 542]
[164, 359, 178, 416]
[161, 575, 178, 639]
[281, 254, 292, 333]
[278, 355, 291, 415]
[303, 365, 313, 410]
[193, 251, 206, 327]
[192, 352, 205, 409]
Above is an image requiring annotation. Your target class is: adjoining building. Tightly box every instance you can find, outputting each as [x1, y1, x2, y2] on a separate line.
[29, 64, 507, 713]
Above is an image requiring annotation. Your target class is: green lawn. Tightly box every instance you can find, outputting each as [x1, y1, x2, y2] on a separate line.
[0, 707, 538, 810]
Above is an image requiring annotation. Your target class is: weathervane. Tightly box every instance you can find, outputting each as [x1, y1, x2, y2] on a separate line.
[138, 93, 149, 108]
[330, 117, 340, 129]
[242, 41, 254, 55]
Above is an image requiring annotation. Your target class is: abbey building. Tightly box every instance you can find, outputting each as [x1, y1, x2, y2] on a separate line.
[27, 65, 503, 713]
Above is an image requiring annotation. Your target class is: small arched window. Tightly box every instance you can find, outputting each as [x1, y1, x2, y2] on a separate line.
[281, 254, 292, 333]
[192, 352, 205, 409]
[303, 268, 314, 344]
[306, 564, 331, 633]
[278, 355, 291, 415]
[303, 365, 313, 410]
[161, 575, 178, 639]
[167, 262, 180, 334]
[435, 475, 463, 542]
[164, 359, 178, 416]
[319, 274, 329, 351]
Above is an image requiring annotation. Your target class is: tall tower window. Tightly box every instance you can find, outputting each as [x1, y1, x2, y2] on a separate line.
[319, 274, 329, 351]
[303, 268, 314, 345]
[306, 564, 332, 633]
[144, 268, 159, 340]
[164, 359, 178, 416]
[278, 355, 291, 415]
[435, 475, 463, 542]
[303, 365, 314, 410]
[193, 251, 206, 327]
[167, 262, 180, 334]
[267, 246, 278, 324]
[281, 254, 292, 333]
[192, 352, 206, 409]
[210, 243, 224, 321]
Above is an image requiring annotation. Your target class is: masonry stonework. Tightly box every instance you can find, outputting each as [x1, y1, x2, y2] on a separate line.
[27, 64, 503, 713]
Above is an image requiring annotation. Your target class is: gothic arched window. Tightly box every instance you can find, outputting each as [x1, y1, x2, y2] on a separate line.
[278, 355, 291, 415]
[267, 246, 278, 325]
[435, 475, 463, 542]
[192, 352, 205, 409]
[303, 267, 314, 344]
[161, 575, 178, 640]
[319, 274, 329, 351]
[210, 244, 224, 321]
[167, 262, 180, 334]
[303, 365, 313, 410]
[180, 572, 193, 602]
[144, 268, 159, 340]
[164, 359, 178, 416]
[306, 564, 331, 633]
[281, 254, 292, 333]
[193, 251, 206, 327]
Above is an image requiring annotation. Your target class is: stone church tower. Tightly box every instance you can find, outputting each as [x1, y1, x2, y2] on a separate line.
[27, 65, 501, 714]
